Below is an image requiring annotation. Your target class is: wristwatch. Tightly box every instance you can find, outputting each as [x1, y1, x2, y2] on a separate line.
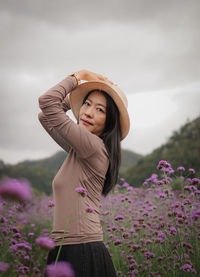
[70, 72, 81, 85]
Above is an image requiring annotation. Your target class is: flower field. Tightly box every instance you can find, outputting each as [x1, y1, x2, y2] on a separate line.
[0, 161, 200, 276]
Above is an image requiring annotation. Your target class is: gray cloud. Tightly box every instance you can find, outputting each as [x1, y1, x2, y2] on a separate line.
[1, 0, 199, 91]
[0, 0, 200, 164]
[1, 0, 199, 27]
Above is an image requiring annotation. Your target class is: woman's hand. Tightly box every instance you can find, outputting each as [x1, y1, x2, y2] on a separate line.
[77, 69, 115, 85]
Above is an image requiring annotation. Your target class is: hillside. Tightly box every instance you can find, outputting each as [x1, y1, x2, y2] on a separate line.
[120, 149, 142, 175]
[124, 116, 200, 186]
[0, 149, 141, 195]
[18, 151, 67, 170]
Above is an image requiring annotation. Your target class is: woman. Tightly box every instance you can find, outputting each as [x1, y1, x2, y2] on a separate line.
[38, 69, 130, 277]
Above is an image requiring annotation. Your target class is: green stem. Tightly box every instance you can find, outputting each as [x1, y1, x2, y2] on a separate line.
[54, 208, 74, 265]
[54, 195, 85, 264]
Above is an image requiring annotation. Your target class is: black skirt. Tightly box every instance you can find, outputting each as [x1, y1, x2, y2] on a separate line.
[45, 241, 117, 277]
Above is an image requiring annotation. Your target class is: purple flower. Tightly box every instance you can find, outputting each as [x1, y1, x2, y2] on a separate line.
[192, 178, 200, 185]
[135, 216, 144, 222]
[157, 160, 172, 172]
[157, 160, 170, 168]
[157, 180, 164, 186]
[183, 253, 189, 259]
[0, 262, 8, 273]
[182, 242, 193, 249]
[159, 193, 166, 198]
[0, 177, 32, 201]
[169, 227, 177, 235]
[127, 186, 134, 191]
[10, 242, 32, 251]
[115, 184, 121, 188]
[189, 168, 195, 174]
[75, 187, 88, 197]
[35, 237, 55, 250]
[114, 239, 122, 245]
[129, 227, 135, 233]
[183, 198, 191, 205]
[111, 225, 118, 231]
[158, 232, 165, 238]
[48, 200, 55, 207]
[184, 185, 191, 191]
[45, 262, 75, 277]
[168, 168, 175, 174]
[195, 190, 200, 195]
[122, 182, 129, 188]
[122, 232, 130, 239]
[177, 166, 185, 171]
[180, 263, 193, 272]
[12, 226, 19, 233]
[186, 178, 192, 184]
[144, 174, 158, 185]
[114, 215, 124, 221]
[85, 206, 95, 213]
[132, 244, 141, 251]
[154, 238, 163, 243]
[130, 269, 138, 276]
[144, 251, 155, 259]
[13, 233, 21, 239]
[192, 209, 200, 221]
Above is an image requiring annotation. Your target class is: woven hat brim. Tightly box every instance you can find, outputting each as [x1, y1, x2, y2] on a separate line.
[69, 81, 130, 140]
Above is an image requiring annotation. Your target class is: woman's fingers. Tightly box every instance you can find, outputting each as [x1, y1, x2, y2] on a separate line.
[84, 70, 115, 85]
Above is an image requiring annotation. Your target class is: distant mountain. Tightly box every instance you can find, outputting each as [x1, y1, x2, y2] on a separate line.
[0, 149, 141, 195]
[124, 116, 200, 187]
[120, 149, 142, 175]
[18, 151, 67, 170]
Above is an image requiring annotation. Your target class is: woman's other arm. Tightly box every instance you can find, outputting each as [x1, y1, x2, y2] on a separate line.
[38, 76, 77, 153]
[38, 96, 72, 152]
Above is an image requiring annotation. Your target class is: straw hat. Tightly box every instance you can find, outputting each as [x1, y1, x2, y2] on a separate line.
[69, 81, 130, 140]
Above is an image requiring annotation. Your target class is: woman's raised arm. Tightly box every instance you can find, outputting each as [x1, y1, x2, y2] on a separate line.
[38, 73, 106, 158]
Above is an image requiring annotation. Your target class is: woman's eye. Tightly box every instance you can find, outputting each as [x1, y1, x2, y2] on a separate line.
[97, 108, 104, 113]
[84, 101, 90, 106]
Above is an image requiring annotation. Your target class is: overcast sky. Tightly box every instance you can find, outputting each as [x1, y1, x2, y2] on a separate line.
[0, 0, 200, 164]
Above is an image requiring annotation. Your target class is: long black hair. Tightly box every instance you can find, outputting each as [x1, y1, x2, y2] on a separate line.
[82, 89, 121, 196]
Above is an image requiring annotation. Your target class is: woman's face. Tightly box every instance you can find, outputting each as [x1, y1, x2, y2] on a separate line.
[78, 91, 107, 136]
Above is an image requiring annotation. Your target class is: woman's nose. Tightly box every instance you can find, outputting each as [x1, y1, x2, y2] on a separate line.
[85, 106, 94, 117]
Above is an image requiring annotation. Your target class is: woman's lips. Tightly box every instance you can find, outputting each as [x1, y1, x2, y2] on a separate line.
[81, 119, 93, 126]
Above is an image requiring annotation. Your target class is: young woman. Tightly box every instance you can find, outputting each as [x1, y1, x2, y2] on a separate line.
[38, 69, 130, 277]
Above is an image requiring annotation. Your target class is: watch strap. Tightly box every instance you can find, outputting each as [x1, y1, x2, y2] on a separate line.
[70, 72, 81, 85]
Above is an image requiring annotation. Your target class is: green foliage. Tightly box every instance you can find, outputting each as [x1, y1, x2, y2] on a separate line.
[0, 149, 141, 195]
[119, 149, 142, 175]
[0, 197, 52, 277]
[123, 116, 200, 187]
[171, 177, 188, 192]
[0, 151, 67, 195]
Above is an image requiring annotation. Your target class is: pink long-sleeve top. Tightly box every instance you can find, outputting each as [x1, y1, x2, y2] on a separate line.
[38, 76, 109, 245]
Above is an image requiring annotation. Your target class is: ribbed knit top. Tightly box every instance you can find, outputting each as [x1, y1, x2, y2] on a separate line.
[38, 76, 109, 246]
